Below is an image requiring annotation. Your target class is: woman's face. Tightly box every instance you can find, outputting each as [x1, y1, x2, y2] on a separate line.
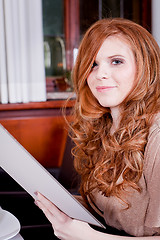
[87, 35, 137, 111]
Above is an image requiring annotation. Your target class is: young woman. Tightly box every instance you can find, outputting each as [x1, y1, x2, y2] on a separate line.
[36, 18, 160, 239]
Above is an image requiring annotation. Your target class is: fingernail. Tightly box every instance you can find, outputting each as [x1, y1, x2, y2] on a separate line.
[34, 200, 38, 206]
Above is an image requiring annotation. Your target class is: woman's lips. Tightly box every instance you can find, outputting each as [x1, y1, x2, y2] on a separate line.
[96, 86, 116, 92]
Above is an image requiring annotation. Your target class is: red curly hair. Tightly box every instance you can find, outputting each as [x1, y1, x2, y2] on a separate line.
[69, 18, 160, 205]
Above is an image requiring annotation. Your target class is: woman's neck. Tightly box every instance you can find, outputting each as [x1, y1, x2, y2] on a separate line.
[110, 107, 121, 134]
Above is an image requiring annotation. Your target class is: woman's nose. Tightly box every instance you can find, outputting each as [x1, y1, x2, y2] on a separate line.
[96, 64, 110, 80]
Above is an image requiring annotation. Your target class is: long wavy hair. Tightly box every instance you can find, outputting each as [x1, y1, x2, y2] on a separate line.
[69, 18, 160, 205]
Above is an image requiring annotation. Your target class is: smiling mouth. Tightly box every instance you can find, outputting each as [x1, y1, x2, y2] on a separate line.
[96, 86, 116, 92]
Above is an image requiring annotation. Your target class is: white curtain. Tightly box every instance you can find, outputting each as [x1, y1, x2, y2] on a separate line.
[0, 0, 46, 103]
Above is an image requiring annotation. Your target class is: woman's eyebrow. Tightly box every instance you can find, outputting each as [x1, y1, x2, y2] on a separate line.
[108, 54, 125, 59]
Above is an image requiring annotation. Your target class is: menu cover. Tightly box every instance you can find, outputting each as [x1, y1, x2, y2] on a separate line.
[0, 124, 105, 228]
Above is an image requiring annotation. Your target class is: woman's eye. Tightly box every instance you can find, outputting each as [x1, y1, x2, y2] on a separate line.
[112, 59, 123, 65]
[91, 61, 98, 69]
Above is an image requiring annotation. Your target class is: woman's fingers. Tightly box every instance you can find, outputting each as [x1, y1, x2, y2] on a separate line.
[35, 192, 69, 223]
[35, 198, 55, 223]
[35, 192, 92, 240]
[36, 192, 61, 217]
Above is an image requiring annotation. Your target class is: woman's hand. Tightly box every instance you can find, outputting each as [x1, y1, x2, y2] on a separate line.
[35, 192, 94, 240]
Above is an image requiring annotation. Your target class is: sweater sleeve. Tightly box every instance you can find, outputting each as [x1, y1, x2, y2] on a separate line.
[144, 126, 160, 228]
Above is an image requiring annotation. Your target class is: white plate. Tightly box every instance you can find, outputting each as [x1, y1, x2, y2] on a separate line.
[0, 207, 20, 240]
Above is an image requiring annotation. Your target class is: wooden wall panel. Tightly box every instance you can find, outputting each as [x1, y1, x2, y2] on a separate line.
[0, 100, 74, 168]
[0, 116, 68, 168]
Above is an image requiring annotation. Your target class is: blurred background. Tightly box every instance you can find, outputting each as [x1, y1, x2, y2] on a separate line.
[43, 0, 152, 95]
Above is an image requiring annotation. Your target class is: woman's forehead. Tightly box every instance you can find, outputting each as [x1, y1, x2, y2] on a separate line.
[95, 34, 134, 58]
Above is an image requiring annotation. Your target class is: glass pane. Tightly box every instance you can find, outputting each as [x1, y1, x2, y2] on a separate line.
[80, 0, 99, 36]
[102, 0, 121, 18]
[79, 0, 144, 37]
[79, 0, 121, 37]
[42, 0, 66, 79]
[42, 0, 64, 37]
